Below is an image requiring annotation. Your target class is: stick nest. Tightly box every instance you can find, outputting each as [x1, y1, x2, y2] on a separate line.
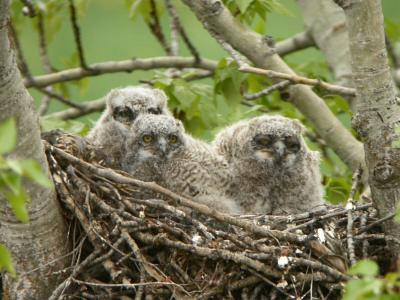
[43, 131, 391, 300]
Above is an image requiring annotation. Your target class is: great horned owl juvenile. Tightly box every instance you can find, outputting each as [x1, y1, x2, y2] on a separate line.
[122, 114, 241, 214]
[213, 115, 324, 215]
[86, 86, 171, 168]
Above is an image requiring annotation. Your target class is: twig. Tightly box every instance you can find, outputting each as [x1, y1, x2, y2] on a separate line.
[360, 213, 368, 258]
[37, 12, 55, 73]
[24, 56, 217, 88]
[72, 278, 182, 289]
[164, 0, 200, 62]
[165, 0, 179, 56]
[285, 204, 372, 232]
[46, 143, 308, 245]
[243, 80, 291, 100]
[37, 86, 84, 109]
[46, 98, 105, 120]
[49, 249, 102, 300]
[346, 168, 363, 266]
[134, 231, 283, 279]
[8, 20, 31, 78]
[275, 31, 314, 57]
[68, 0, 90, 69]
[239, 65, 356, 97]
[356, 212, 396, 235]
[148, 0, 171, 55]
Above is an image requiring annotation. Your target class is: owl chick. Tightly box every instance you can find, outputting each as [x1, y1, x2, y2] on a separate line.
[213, 115, 324, 215]
[122, 114, 241, 214]
[86, 86, 171, 168]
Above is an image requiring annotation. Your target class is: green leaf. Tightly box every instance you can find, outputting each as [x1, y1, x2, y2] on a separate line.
[0, 118, 17, 155]
[343, 278, 383, 300]
[236, 0, 253, 13]
[0, 172, 22, 195]
[348, 260, 379, 277]
[6, 159, 23, 175]
[20, 159, 53, 189]
[0, 244, 15, 277]
[4, 188, 29, 223]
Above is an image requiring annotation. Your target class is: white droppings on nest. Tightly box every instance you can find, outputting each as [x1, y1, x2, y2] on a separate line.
[277, 256, 289, 268]
[277, 279, 288, 288]
[295, 248, 303, 255]
[261, 225, 271, 230]
[345, 202, 354, 210]
[192, 234, 203, 246]
[317, 228, 326, 243]
[295, 229, 304, 235]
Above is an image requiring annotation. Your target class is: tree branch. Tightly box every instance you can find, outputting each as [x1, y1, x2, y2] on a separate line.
[182, 0, 365, 172]
[24, 56, 217, 88]
[274, 31, 314, 57]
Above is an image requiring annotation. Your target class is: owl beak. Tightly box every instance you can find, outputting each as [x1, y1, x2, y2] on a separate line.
[273, 140, 286, 161]
[158, 139, 167, 158]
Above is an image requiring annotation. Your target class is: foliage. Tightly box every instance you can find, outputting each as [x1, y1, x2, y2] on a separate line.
[343, 260, 400, 300]
[41, 116, 91, 136]
[222, 0, 290, 32]
[0, 118, 53, 276]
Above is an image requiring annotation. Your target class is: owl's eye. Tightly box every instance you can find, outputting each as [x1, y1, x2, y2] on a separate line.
[142, 135, 153, 143]
[113, 106, 135, 123]
[148, 107, 161, 115]
[254, 134, 273, 147]
[168, 135, 178, 144]
[285, 136, 300, 152]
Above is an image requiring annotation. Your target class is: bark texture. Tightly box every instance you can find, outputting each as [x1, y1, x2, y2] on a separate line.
[182, 0, 365, 172]
[336, 0, 400, 253]
[0, 0, 68, 299]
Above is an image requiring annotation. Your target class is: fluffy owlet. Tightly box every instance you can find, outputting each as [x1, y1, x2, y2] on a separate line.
[86, 86, 171, 168]
[213, 115, 324, 215]
[122, 114, 241, 214]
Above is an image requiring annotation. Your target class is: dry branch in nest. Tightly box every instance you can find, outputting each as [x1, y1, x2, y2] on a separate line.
[42, 131, 393, 300]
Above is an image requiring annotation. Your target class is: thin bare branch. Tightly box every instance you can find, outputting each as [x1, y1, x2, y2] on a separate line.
[46, 98, 105, 120]
[148, 0, 171, 55]
[68, 0, 89, 69]
[243, 80, 292, 100]
[239, 65, 356, 97]
[8, 20, 31, 78]
[37, 87, 84, 109]
[37, 12, 55, 73]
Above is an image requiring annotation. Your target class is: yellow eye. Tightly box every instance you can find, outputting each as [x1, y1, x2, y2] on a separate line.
[142, 135, 153, 143]
[168, 135, 178, 144]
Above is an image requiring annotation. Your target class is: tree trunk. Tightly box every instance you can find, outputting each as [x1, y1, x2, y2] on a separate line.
[182, 0, 366, 173]
[0, 1, 69, 299]
[334, 0, 400, 254]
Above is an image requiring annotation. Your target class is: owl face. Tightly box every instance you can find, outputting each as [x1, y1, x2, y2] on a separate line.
[128, 115, 185, 164]
[248, 116, 305, 167]
[107, 86, 168, 125]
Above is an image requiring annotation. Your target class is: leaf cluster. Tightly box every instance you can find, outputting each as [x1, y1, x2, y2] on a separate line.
[344, 260, 400, 300]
